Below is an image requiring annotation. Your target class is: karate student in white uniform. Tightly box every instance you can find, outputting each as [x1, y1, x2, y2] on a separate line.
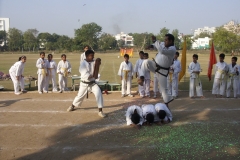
[45, 54, 58, 92]
[155, 103, 172, 124]
[57, 54, 71, 93]
[188, 54, 203, 98]
[126, 105, 144, 129]
[134, 51, 145, 98]
[141, 104, 159, 125]
[118, 54, 134, 97]
[143, 53, 151, 97]
[226, 57, 239, 98]
[212, 53, 229, 97]
[80, 45, 90, 64]
[167, 52, 181, 98]
[36, 52, 48, 94]
[238, 65, 240, 96]
[9, 56, 27, 95]
[67, 50, 106, 118]
[139, 34, 176, 107]
[153, 73, 161, 98]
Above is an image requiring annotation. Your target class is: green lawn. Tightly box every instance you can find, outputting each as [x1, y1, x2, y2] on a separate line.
[0, 51, 236, 91]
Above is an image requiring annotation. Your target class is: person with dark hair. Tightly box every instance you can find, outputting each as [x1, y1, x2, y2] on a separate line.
[9, 56, 27, 95]
[188, 54, 203, 98]
[44, 54, 58, 92]
[126, 105, 144, 129]
[138, 34, 176, 107]
[167, 52, 181, 98]
[142, 53, 151, 97]
[36, 52, 48, 94]
[57, 54, 71, 93]
[141, 104, 159, 125]
[67, 50, 106, 118]
[155, 103, 172, 124]
[226, 57, 239, 98]
[134, 51, 145, 98]
[212, 53, 229, 97]
[118, 54, 134, 97]
[80, 45, 90, 64]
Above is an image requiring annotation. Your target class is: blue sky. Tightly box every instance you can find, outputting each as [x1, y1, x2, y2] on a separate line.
[0, 0, 239, 37]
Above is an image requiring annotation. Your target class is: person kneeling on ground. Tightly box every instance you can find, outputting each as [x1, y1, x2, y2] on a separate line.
[155, 103, 172, 124]
[126, 105, 144, 129]
[141, 104, 159, 126]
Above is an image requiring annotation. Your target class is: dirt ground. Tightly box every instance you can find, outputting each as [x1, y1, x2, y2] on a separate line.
[0, 91, 240, 160]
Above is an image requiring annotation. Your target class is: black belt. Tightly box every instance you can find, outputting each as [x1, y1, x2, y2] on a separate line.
[81, 81, 96, 85]
[153, 58, 170, 77]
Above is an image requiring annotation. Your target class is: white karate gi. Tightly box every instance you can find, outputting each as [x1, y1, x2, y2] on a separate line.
[153, 73, 160, 96]
[226, 64, 239, 98]
[134, 59, 144, 96]
[155, 103, 173, 122]
[126, 105, 144, 126]
[238, 65, 240, 95]
[45, 60, 58, 92]
[57, 60, 71, 91]
[143, 59, 151, 96]
[141, 104, 160, 122]
[212, 62, 229, 96]
[188, 62, 203, 97]
[80, 52, 86, 64]
[36, 58, 48, 93]
[9, 61, 25, 94]
[140, 41, 176, 103]
[72, 60, 103, 108]
[167, 59, 181, 97]
[118, 61, 133, 95]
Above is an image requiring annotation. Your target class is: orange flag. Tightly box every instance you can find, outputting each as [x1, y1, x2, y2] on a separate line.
[178, 37, 186, 82]
[207, 41, 217, 81]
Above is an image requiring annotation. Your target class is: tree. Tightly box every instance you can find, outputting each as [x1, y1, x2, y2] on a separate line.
[37, 32, 53, 50]
[57, 35, 72, 51]
[98, 33, 116, 51]
[74, 22, 102, 50]
[7, 28, 23, 51]
[213, 27, 239, 53]
[0, 30, 7, 51]
[195, 32, 212, 39]
[23, 29, 39, 52]
[172, 29, 181, 49]
[130, 32, 154, 51]
[157, 27, 169, 42]
[181, 35, 194, 50]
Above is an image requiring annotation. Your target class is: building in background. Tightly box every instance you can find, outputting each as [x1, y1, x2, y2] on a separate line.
[115, 32, 134, 47]
[193, 26, 215, 37]
[0, 18, 10, 46]
[223, 20, 240, 34]
[192, 37, 211, 49]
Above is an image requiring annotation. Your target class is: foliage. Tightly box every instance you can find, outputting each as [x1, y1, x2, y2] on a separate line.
[157, 27, 169, 42]
[7, 28, 23, 51]
[213, 27, 240, 53]
[172, 29, 181, 50]
[194, 32, 212, 39]
[98, 33, 116, 51]
[181, 35, 194, 50]
[129, 32, 153, 50]
[0, 30, 7, 51]
[23, 29, 39, 52]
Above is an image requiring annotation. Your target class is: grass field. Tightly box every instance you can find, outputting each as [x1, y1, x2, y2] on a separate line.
[0, 50, 236, 91]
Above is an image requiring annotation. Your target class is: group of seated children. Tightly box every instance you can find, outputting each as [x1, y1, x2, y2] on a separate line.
[126, 103, 172, 129]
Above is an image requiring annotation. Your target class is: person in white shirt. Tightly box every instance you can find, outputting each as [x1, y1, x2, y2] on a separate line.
[143, 53, 151, 97]
[57, 54, 71, 93]
[126, 105, 144, 129]
[138, 34, 176, 107]
[44, 54, 58, 92]
[155, 103, 172, 124]
[226, 57, 239, 98]
[188, 54, 203, 98]
[80, 45, 90, 64]
[212, 53, 229, 97]
[167, 52, 181, 98]
[134, 51, 145, 98]
[118, 54, 134, 97]
[36, 52, 48, 94]
[67, 50, 106, 118]
[141, 104, 159, 125]
[9, 56, 27, 95]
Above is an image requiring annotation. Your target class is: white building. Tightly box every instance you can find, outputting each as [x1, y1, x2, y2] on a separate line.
[0, 18, 10, 46]
[115, 32, 134, 46]
[192, 37, 211, 49]
[193, 26, 215, 37]
[223, 20, 240, 34]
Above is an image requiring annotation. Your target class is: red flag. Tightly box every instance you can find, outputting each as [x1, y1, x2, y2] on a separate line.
[207, 41, 217, 81]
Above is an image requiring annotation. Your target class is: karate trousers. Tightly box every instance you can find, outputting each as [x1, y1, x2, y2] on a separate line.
[72, 82, 103, 108]
[212, 78, 227, 96]
[167, 74, 179, 97]
[38, 74, 47, 92]
[226, 78, 239, 98]
[9, 72, 24, 94]
[58, 74, 68, 91]
[45, 72, 58, 92]
[189, 78, 203, 97]
[121, 77, 132, 95]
